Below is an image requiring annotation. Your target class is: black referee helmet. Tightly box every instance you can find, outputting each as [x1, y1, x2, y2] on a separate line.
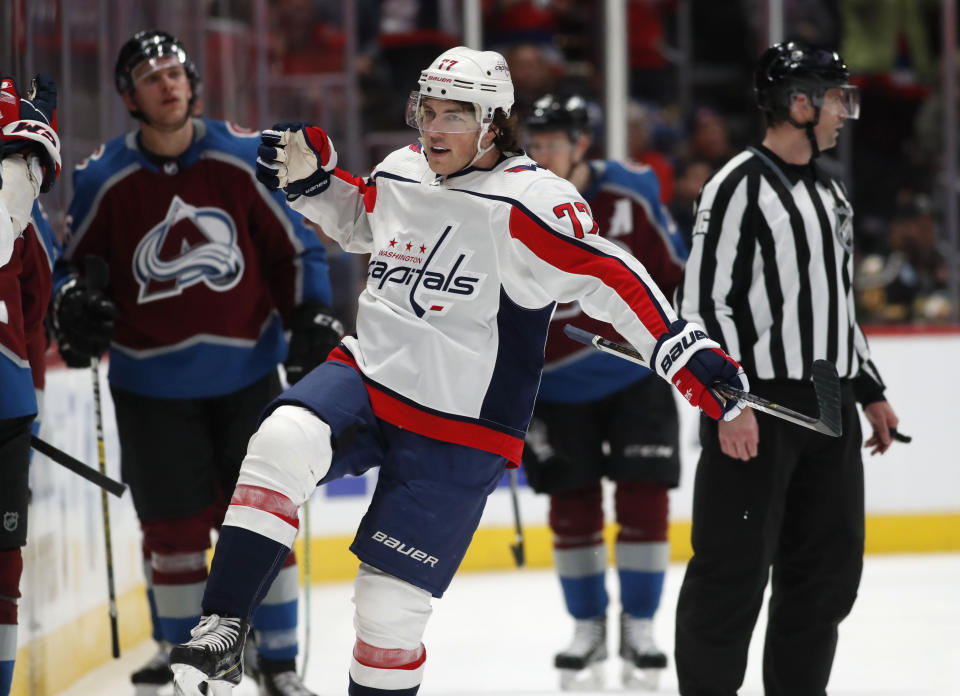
[754, 41, 852, 123]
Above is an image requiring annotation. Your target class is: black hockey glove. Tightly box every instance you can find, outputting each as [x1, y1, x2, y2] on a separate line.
[52, 274, 116, 368]
[284, 303, 344, 384]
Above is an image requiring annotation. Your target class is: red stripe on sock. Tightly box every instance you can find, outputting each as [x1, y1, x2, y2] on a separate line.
[353, 638, 426, 671]
[230, 484, 300, 528]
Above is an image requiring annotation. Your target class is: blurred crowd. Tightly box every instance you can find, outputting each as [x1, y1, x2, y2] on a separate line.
[259, 0, 956, 326]
[9, 0, 958, 326]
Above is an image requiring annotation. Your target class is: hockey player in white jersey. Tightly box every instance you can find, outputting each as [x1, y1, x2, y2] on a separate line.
[169, 46, 748, 696]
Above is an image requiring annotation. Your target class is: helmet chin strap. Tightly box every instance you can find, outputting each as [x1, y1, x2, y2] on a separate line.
[467, 124, 496, 168]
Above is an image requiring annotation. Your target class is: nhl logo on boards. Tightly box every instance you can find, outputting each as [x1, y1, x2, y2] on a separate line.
[3, 511, 18, 532]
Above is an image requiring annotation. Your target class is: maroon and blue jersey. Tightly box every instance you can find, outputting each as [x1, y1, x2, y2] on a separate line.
[537, 159, 688, 404]
[1, 201, 59, 419]
[58, 119, 331, 399]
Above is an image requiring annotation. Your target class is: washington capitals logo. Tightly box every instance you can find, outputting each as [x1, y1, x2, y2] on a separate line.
[367, 224, 486, 318]
[133, 195, 244, 303]
[505, 163, 543, 173]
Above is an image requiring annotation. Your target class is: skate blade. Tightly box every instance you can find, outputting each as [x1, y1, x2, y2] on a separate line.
[559, 662, 604, 691]
[171, 664, 235, 695]
[621, 661, 662, 690]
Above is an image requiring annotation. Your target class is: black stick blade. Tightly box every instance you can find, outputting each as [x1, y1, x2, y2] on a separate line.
[811, 359, 843, 438]
[511, 541, 525, 567]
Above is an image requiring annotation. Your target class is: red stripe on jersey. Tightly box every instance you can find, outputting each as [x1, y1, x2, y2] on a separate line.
[353, 639, 426, 670]
[507, 206, 670, 337]
[333, 169, 378, 212]
[230, 484, 300, 528]
[326, 347, 524, 465]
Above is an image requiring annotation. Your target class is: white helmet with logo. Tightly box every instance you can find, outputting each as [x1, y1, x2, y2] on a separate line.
[405, 46, 514, 166]
[417, 47, 513, 121]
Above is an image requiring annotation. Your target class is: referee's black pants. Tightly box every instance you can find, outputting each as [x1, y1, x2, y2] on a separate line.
[675, 381, 864, 696]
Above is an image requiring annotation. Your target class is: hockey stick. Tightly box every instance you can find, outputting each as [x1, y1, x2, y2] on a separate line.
[85, 255, 121, 658]
[92, 357, 120, 658]
[299, 495, 312, 681]
[563, 324, 843, 437]
[507, 469, 525, 567]
[30, 435, 126, 497]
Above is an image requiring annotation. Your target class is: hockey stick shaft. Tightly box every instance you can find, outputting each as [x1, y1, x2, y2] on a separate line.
[563, 324, 842, 436]
[92, 359, 121, 658]
[507, 469, 525, 567]
[30, 435, 127, 497]
[300, 496, 311, 680]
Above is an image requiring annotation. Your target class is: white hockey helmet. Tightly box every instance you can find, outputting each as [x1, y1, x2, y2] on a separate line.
[406, 47, 513, 128]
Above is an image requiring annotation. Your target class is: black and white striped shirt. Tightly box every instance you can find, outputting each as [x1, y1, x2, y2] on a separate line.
[677, 144, 884, 395]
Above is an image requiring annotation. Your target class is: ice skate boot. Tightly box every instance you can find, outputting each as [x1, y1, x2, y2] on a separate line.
[169, 614, 250, 695]
[554, 617, 607, 691]
[130, 641, 172, 695]
[258, 657, 316, 695]
[619, 613, 667, 690]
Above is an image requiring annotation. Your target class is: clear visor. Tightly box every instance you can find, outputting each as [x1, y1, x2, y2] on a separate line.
[820, 85, 860, 120]
[405, 92, 483, 133]
[130, 54, 186, 86]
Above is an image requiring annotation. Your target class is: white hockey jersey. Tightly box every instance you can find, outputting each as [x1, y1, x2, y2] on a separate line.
[292, 144, 679, 465]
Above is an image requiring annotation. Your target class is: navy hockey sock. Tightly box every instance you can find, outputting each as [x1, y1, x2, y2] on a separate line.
[202, 526, 291, 620]
[251, 552, 299, 661]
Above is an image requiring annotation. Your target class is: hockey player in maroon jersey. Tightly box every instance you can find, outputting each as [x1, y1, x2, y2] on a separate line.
[50, 30, 336, 696]
[168, 46, 748, 696]
[523, 93, 688, 690]
[0, 73, 61, 696]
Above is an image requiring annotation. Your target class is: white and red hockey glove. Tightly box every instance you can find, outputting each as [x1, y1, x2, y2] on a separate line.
[0, 74, 61, 193]
[651, 320, 749, 421]
[256, 122, 338, 199]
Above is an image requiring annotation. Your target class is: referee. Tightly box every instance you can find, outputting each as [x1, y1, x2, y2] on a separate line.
[673, 42, 901, 696]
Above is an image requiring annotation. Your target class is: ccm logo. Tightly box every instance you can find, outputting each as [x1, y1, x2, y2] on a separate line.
[659, 328, 709, 374]
[372, 530, 439, 567]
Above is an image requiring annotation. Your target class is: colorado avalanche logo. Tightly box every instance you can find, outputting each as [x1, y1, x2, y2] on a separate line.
[133, 195, 244, 303]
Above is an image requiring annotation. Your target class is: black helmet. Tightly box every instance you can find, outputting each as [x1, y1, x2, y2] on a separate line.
[115, 29, 200, 97]
[526, 94, 590, 141]
[755, 41, 850, 119]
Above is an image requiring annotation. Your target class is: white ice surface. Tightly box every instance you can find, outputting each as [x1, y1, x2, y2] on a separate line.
[55, 553, 960, 696]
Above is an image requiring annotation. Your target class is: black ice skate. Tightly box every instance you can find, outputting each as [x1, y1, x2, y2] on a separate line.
[169, 614, 250, 695]
[259, 657, 316, 696]
[619, 613, 667, 690]
[554, 617, 607, 691]
[130, 640, 172, 695]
